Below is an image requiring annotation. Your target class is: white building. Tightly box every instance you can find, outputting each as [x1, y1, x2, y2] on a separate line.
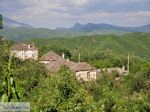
[10, 43, 38, 60]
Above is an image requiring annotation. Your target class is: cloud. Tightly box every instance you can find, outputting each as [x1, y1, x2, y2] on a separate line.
[0, 0, 150, 28]
[70, 11, 150, 26]
[72, 0, 90, 6]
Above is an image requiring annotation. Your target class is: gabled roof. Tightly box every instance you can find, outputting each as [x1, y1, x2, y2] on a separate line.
[39, 51, 63, 61]
[67, 62, 95, 72]
[10, 43, 37, 50]
[40, 51, 95, 72]
[46, 59, 68, 72]
[45, 60, 95, 72]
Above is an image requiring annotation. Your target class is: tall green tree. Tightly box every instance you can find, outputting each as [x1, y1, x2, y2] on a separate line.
[0, 14, 2, 29]
[0, 56, 19, 102]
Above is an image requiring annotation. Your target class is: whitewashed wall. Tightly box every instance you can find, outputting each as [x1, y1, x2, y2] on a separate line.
[76, 70, 98, 82]
[10, 50, 38, 60]
[39, 61, 50, 64]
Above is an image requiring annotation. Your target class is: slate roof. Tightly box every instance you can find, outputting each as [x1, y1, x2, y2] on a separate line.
[67, 62, 95, 72]
[39, 51, 63, 61]
[10, 43, 37, 50]
[40, 51, 95, 72]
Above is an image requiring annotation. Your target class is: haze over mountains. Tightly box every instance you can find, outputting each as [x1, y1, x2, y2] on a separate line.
[57, 23, 150, 32]
[3, 16, 33, 28]
[0, 17, 150, 40]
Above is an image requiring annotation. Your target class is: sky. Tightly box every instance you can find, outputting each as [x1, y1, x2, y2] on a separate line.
[0, 0, 150, 28]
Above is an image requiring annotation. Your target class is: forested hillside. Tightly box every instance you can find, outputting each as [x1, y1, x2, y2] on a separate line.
[28, 33, 150, 60]
[1, 16, 150, 40]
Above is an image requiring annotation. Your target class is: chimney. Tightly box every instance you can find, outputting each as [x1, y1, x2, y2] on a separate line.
[122, 66, 125, 70]
[62, 52, 65, 58]
[31, 42, 35, 48]
[28, 44, 31, 49]
[67, 58, 70, 62]
[78, 51, 80, 62]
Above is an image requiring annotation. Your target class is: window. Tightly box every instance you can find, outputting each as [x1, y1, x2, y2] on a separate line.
[87, 72, 90, 79]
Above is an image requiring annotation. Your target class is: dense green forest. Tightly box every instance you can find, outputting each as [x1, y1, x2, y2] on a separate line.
[27, 33, 150, 60]
[0, 33, 150, 111]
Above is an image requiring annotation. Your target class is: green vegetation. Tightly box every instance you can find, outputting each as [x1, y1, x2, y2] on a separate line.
[1, 17, 150, 40]
[0, 15, 2, 29]
[0, 26, 127, 40]
[27, 33, 150, 61]
[29, 67, 95, 111]
[0, 40, 47, 101]
[1, 56, 20, 102]
[0, 32, 150, 111]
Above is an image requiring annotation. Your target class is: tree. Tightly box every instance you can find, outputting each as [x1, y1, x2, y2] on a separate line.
[0, 56, 19, 102]
[0, 14, 2, 29]
[13, 59, 48, 98]
[29, 66, 94, 111]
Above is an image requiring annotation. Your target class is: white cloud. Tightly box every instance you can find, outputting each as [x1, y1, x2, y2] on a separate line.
[83, 11, 150, 27]
[110, 0, 149, 4]
[72, 0, 90, 6]
[12, 9, 150, 28]
[1, 0, 150, 28]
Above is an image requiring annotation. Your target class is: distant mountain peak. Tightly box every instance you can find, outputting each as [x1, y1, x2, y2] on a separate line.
[3, 16, 33, 28]
[74, 23, 82, 27]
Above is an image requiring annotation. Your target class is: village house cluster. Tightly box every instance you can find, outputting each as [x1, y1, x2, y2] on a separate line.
[39, 51, 99, 81]
[10, 43, 129, 82]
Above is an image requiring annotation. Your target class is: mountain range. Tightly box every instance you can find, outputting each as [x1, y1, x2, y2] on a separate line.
[3, 16, 33, 28]
[0, 16, 150, 40]
[57, 23, 150, 32]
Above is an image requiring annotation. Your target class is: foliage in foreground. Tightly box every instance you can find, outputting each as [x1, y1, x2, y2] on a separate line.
[26, 64, 150, 112]
[0, 39, 149, 112]
[29, 67, 95, 112]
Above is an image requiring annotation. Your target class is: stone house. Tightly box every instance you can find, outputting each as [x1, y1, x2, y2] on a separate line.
[69, 62, 98, 82]
[10, 43, 38, 60]
[39, 51, 99, 81]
